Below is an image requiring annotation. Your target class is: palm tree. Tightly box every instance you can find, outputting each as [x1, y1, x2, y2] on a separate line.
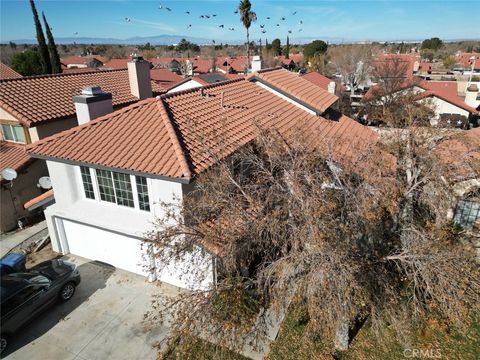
[239, 0, 257, 71]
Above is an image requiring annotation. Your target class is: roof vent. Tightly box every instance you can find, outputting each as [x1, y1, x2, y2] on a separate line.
[81, 86, 105, 96]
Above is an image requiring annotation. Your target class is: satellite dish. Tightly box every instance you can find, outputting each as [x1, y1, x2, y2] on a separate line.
[1, 168, 17, 181]
[38, 176, 52, 190]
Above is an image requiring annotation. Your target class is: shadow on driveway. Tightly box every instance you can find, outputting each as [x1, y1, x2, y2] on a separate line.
[3, 260, 115, 357]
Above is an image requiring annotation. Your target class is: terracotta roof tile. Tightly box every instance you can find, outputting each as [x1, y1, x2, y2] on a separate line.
[250, 68, 338, 113]
[0, 140, 32, 172]
[28, 78, 379, 180]
[24, 189, 53, 210]
[0, 63, 22, 80]
[0, 69, 164, 127]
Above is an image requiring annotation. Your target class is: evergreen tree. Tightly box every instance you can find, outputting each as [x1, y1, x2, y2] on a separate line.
[42, 12, 62, 74]
[30, 0, 51, 74]
[284, 35, 290, 58]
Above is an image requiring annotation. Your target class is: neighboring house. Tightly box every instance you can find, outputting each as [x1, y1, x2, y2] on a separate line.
[1, 58, 163, 230]
[0, 63, 22, 80]
[455, 52, 480, 73]
[149, 68, 184, 92]
[61, 55, 107, 69]
[364, 79, 480, 126]
[27, 68, 381, 290]
[301, 71, 345, 95]
[166, 73, 243, 93]
[0, 141, 48, 232]
[277, 54, 304, 70]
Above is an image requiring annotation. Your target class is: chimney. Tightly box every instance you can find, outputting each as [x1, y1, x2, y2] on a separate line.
[465, 84, 478, 109]
[73, 86, 113, 125]
[413, 61, 420, 73]
[128, 55, 152, 99]
[328, 81, 336, 95]
[251, 55, 262, 72]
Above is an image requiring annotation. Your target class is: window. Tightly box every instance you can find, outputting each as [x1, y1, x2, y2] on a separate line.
[95, 169, 134, 208]
[1, 124, 26, 143]
[136, 176, 150, 211]
[80, 166, 95, 199]
[95, 169, 117, 203]
[454, 200, 480, 228]
[112, 172, 134, 207]
[80, 166, 150, 211]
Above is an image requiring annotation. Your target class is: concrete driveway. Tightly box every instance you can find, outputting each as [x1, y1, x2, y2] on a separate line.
[3, 255, 180, 360]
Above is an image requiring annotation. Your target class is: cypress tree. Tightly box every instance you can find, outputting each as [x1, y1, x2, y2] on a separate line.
[42, 12, 62, 73]
[285, 36, 290, 59]
[30, 0, 51, 74]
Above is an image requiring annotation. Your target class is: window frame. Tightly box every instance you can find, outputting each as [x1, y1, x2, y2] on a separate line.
[1, 123, 26, 144]
[78, 166, 152, 212]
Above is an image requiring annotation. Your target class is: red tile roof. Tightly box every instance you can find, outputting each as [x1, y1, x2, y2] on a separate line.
[150, 68, 184, 91]
[0, 69, 165, 127]
[455, 52, 480, 70]
[0, 63, 22, 80]
[249, 68, 338, 113]
[102, 57, 132, 69]
[24, 189, 54, 210]
[301, 72, 332, 91]
[28, 78, 379, 180]
[277, 54, 304, 65]
[0, 141, 32, 173]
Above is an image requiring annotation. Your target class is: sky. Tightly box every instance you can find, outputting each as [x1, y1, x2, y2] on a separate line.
[1, 0, 479, 43]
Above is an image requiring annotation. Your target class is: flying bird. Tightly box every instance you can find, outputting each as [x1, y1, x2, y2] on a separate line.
[266, 17, 270, 19]
[200, 15, 204, 18]
[234, 10, 238, 14]
[124, 17, 131, 22]
[261, 29, 266, 34]
[74, 32, 78, 35]
[219, 24, 224, 28]
[281, 17, 285, 21]
[158, 4, 162, 9]
[205, 15, 210, 18]
[166, 7, 171, 11]
[187, 24, 192, 29]
[288, 30, 292, 34]
[212, 14, 217, 17]
[299, 20, 303, 25]
[292, 11, 297, 15]
[298, 28, 303, 32]
[185, 11, 190, 14]
[276, 23, 280, 27]
[260, 24, 265, 28]
[229, 27, 235, 31]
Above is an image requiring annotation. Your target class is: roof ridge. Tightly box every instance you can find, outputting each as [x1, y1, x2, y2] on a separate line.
[155, 98, 192, 179]
[0, 68, 127, 83]
[27, 98, 156, 152]
[160, 77, 244, 99]
[254, 66, 284, 74]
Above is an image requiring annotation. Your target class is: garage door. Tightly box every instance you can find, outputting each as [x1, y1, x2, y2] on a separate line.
[61, 219, 148, 276]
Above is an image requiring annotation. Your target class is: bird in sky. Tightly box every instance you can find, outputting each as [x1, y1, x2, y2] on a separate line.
[185, 11, 190, 14]
[158, 4, 162, 9]
[266, 16, 271, 19]
[200, 15, 204, 18]
[229, 27, 235, 31]
[212, 14, 217, 17]
[219, 24, 224, 28]
[187, 24, 192, 29]
[205, 15, 210, 18]
[124, 17, 131, 22]
[281, 17, 285, 21]
[276, 23, 280, 27]
[288, 30, 292, 33]
[234, 10, 238, 14]
[299, 20, 303, 25]
[166, 7, 171, 11]
[74, 32, 78, 35]
[292, 11, 297, 15]
[298, 28, 303, 32]
[260, 24, 265, 29]
[261, 29, 266, 34]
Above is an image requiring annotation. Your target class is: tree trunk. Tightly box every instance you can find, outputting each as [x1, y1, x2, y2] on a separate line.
[334, 319, 349, 351]
[246, 29, 250, 71]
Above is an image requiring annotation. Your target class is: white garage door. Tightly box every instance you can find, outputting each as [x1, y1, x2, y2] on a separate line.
[61, 219, 148, 276]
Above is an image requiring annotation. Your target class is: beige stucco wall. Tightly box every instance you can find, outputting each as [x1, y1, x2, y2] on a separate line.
[29, 117, 78, 143]
[0, 108, 18, 122]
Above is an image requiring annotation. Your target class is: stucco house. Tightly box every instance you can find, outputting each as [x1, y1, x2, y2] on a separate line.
[26, 68, 382, 290]
[0, 58, 165, 231]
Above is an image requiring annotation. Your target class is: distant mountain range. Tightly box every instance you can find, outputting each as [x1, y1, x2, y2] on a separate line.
[2, 34, 479, 46]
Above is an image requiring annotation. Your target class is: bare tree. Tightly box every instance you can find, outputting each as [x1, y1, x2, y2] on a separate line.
[331, 45, 374, 96]
[144, 112, 479, 357]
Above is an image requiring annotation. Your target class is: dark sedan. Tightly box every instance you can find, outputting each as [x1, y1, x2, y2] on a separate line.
[0, 259, 81, 354]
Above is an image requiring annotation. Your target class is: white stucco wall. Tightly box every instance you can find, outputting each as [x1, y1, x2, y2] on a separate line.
[426, 96, 469, 118]
[44, 160, 214, 290]
[167, 79, 203, 93]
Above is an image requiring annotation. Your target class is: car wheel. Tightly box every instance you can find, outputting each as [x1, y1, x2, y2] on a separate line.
[59, 282, 76, 301]
[0, 335, 7, 354]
